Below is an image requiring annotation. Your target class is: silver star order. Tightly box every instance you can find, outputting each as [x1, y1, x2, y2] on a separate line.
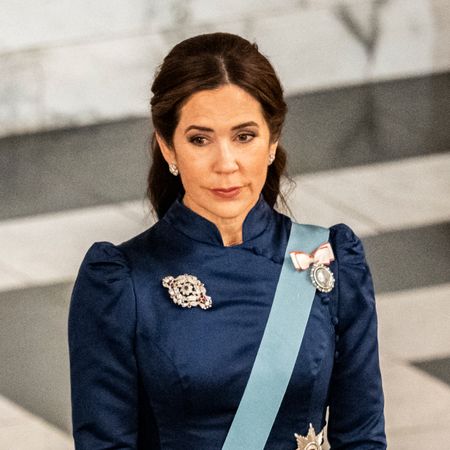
[294, 423, 323, 450]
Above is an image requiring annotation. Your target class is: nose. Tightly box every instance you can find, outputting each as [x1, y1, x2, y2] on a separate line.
[212, 139, 239, 173]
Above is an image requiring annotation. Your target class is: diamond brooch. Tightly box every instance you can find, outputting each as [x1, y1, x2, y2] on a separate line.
[162, 274, 212, 309]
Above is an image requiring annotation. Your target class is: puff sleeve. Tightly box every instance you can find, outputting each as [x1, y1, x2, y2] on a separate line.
[68, 242, 139, 449]
[327, 224, 387, 449]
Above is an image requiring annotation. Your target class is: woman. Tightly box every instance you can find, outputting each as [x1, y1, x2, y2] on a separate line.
[68, 32, 386, 449]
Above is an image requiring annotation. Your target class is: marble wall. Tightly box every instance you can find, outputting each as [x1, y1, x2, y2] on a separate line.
[0, 0, 448, 137]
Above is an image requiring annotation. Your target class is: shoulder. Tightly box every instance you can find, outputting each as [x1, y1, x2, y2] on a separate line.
[76, 241, 131, 282]
[327, 222, 372, 281]
[70, 241, 136, 329]
[288, 220, 367, 264]
[327, 223, 376, 328]
[69, 242, 138, 361]
[328, 222, 368, 265]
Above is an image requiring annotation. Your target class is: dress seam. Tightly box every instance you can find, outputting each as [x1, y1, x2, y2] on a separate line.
[118, 244, 169, 445]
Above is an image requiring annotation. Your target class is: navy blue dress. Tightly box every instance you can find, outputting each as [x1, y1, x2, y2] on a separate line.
[68, 194, 386, 449]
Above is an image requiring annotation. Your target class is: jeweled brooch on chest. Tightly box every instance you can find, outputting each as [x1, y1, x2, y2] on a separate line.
[162, 274, 212, 309]
[290, 242, 335, 293]
[294, 423, 324, 450]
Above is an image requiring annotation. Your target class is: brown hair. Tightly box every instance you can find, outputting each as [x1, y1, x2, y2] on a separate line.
[148, 32, 290, 219]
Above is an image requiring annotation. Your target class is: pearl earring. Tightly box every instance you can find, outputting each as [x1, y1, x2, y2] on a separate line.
[268, 153, 275, 165]
[168, 163, 179, 176]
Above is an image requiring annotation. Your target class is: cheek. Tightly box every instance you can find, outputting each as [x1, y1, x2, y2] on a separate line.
[253, 169, 269, 192]
[177, 155, 208, 188]
[244, 152, 269, 180]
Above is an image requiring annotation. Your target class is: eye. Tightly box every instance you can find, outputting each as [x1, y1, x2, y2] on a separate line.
[236, 132, 255, 143]
[189, 136, 208, 146]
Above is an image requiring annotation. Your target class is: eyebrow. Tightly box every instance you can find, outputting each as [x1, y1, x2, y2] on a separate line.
[184, 121, 259, 134]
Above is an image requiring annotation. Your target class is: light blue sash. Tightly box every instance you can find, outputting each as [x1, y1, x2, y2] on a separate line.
[221, 222, 329, 450]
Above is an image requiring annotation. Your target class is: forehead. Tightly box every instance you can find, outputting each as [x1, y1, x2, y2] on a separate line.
[177, 84, 265, 128]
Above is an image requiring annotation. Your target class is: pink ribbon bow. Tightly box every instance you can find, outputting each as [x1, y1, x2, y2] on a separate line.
[290, 242, 335, 271]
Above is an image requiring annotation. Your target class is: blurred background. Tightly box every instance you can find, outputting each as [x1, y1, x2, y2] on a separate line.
[0, 1, 449, 449]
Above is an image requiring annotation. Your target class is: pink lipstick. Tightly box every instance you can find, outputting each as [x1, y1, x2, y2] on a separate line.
[210, 186, 242, 199]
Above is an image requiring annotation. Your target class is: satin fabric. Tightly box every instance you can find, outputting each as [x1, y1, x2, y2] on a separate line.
[68, 193, 387, 449]
[222, 223, 329, 450]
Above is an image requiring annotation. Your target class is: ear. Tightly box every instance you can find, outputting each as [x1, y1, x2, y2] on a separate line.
[155, 131, 176, 165]
[269, 139, 279, 156]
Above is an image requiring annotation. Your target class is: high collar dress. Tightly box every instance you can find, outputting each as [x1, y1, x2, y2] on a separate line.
[68, 194, 387, 450]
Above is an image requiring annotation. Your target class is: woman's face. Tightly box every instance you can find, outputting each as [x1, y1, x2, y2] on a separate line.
[156, 84, 278, 227]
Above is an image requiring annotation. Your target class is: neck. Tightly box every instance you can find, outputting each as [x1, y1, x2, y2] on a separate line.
[213, 217, 244, 247]
[182, 194, 257, 247]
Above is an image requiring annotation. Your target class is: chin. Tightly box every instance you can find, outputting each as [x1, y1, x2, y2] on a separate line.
[184, 188, 259, 221]
[207, 197, 256, 219]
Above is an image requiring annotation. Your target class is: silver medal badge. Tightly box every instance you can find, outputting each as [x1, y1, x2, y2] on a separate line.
[162, 274, 212, 309]
[309, 263, 335, 293]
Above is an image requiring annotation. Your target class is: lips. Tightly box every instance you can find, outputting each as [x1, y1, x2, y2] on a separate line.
[210, 186, 242, 198]
[213, 186, 241, 192]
